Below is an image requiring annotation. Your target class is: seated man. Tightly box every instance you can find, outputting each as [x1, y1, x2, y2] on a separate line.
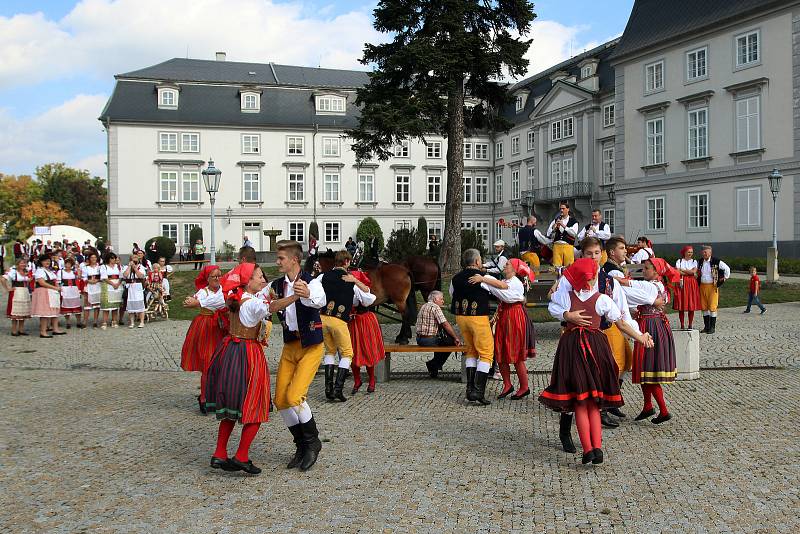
[416, 291, 462, 378]
[483, 240, 509, 277]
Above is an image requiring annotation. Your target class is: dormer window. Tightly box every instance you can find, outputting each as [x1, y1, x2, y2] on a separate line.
[241, 91, 260, 112]
[316, 95, 346, 114]
[515, 95, 524, 112]
[582, 66, 592, 78]
[157, 86, 179, 109]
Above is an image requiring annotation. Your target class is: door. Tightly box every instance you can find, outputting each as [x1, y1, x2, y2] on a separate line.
[243, 222, 262, 251]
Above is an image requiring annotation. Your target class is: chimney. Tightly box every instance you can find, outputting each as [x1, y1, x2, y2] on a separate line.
[215, 51, 226, 62]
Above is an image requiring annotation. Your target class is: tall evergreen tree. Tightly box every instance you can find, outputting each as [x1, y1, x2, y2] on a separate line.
[348, 0, 535, 273]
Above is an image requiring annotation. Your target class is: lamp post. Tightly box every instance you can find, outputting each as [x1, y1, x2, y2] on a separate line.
[607, 184, 616, 206]
[767, 167, 783, 282]
[225, 206, 233, 225]
[201, 159, 222, 262]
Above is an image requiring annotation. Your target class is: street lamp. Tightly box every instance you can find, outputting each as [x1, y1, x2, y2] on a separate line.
[767, 167, 783, 281]
[607, 184, 616, 206]
[225, 206, 233, 225]
[201, 159, 222, 262]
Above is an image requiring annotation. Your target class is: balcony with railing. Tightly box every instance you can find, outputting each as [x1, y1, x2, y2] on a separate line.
[521, 181, 594, 206]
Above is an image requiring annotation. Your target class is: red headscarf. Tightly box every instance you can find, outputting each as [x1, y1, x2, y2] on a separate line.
[220, 263, 257, 302]
[194, 264, 221, 290]
[508, 258, 534, 282]
[350, 269, 371, 287]
[679, 245, 693, 258]
[563, 258, 597, 291]
[649, 257, 681, 284]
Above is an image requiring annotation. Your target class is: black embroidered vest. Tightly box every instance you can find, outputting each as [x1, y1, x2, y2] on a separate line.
[319, 269, 355, 322]
[450, 268, 491, 316]
[270, 273, 324, 347]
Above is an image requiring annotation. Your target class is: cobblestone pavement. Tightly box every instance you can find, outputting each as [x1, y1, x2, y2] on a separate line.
[1, 303, 799, 532]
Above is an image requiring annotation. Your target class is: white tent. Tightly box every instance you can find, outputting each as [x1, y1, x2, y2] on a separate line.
[26, 225, 97, 247]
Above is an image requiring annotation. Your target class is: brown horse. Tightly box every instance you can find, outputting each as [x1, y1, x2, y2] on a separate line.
[403, 255, 441, 302]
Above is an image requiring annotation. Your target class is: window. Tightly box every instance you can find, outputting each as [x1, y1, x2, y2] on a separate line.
[474, 221, 489, 245]
[181, 133, 199, 153]
[241, 93, 259, 111]
[159, 89, 177, 108]
[181, 171, 199, 202]
[687, 47, 707, 80]
[688, 108, 708, 159]
[159, 171, 178, 202]
[182, 223, 200, 246]
[527, 130, 535, 151]
[582, 65, 592, 78]
[461, 221, 473, 230]
[322, 137, 340, 157]
[603, 209, 615, 233]
[426, 141, 442, 159]
[287, 136, 304, 155]
[395, 220, 412, 231]
[161, 223, 178, 242]
[511, 136, 520, 155]
[395, 175, 410, 202]
[496, 222, 504, 241]
[515, 95, 524, 112]
[323, 172, 340, 202]
[736, 96, 760, 151]
[561, 157, 573, 184]
[242, 134, 260, 154]
[602, 146, 615, 184]
[645, 60, 664, 92]
[427, 175, 442, 203]
[289, 222, 305, 243]
[527, 166, 535, 190]
[646, 117, 665, 165]
[324, 222, 341, 243]
[494, 174, 502, 203]
[495, 141, 504, 160]
[551, 121, 562, 142]
[317, 96, 345, 113]
[394, 140, 409, 158]
[736, 30, 759, 67]
[475, 143, 489, 160]
[429, 221, 443, 240]
[563, 117, 574, 138]
[243, 171, 261, 201]
[475, 176, 488, 204]
[550, 160, 561, 187]
[463, 175, 473, 203]
[511, 169, 520, 200]
[688, 192, 709, 229]
[736, 186, 761, 228]
[463, 142, 473, 159]
[358, 173, 375, 202]
[647, 196, 665, 232]
[288, 172, 305, 202]
[603, 104, 615, 127]
[159, 132, 178, 152]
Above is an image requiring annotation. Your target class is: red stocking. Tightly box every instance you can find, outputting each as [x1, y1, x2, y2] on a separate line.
[513, 361, 529, 392]
[573, 404, 592, 453]
[679, 311, 685, 330]
[199, 371, 208, 404]
[213, 419, 235, 459]
[234, 423, 261, 462]
[688, 311, 695, 329]
[651, 384, 668, 415]
[588, 404, 602, 449]
[641, 384, 653, 412]
[498, 363, 513, 393]
[351, 364, 362, 389]
[366, 365, 376, 389]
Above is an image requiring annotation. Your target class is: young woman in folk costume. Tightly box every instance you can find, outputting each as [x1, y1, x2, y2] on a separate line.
[348, 269, 382, 394]
[673, 246, 701, 330]
[81, 252, 102, 328]
[2, 258, 32, 336]
[31, 254, 66, 338]
[59, 257, 83, 328]
[181, 265, 227, 415]
[468, 258, 536, 399]
[539, 259, 653, 465]
[122, 255, 147, 328]
[100, 252, 124, 329]
[204, 263, 272, 475]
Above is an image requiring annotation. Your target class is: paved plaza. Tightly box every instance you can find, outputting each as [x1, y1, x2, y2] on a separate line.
[1, 303, 799, 533]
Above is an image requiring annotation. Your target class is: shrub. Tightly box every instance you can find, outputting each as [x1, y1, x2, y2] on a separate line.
[220, 240, 236, 261]
[356, 217, 384, 259]
[416, 217, 428, 252]
[385, 228, 425, 263]
[144, 236, 177, 264]
[309, 221, 319, 241]
[189, 226, 203, 249]
[461, 229, 487, 258]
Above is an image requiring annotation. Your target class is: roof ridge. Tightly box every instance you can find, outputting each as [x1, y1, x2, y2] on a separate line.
[509, 38, 620, 91]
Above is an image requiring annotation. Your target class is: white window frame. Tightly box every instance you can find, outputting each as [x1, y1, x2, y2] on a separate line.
[645, 60, 665, 93]
[515, 95, 524, 112]
[475, 175, 489, 204]
[550, 160, 562, 187]
[160, 223, 178, 243]
[527, 165, 535, 190]
[463, 142, 473, 160]
[474, 221, 490, 246]
[181, 132, 199, 153]
[322, 137, 341, 157]
[158, 89, 178, 109]
[316, 95, 346, 114]
[287, 136, 305, 156]
[494, 174, 502, 203]
[393, 140, 410, 158]
[602, 146, 615, 184]
[736, 186, 762, 229]
[561, 157, 573, 184]
[426, 141, 442, 159]
[159, 132, 178, 153]
[603, 209, 615, 233]
[603, 104, 615, 128]
[428, 221, 443, 240]
[242, 170, 261, 202]
[495, 141, 504, 160]
[686, 46, 708, 81]
[646, 196, 666, 232]
[358, 173, 375, 202]
[288, 221, 305, 243]
[511, 169, 520, 200]
[159, 171, 178, 202]
[324, 221, 341, 243]
[582, 65, 593, 79]
[241, 92, 260, 112]
[288, 171, 305, 202]
[395, 220, 412, 231]
[474, 143, 489, 160]
[688, 191, 710, 230]
[735, 30, 760, 68]
[395, 174, 411, 203]
[427, 174, 442, 203]
[181, 171, 200, 202]
[688, 107, 709, 160]
[646, 117, 665, 165]
[463, 174, 473, 204]
[182, 223, 201, 247]
[241, 134, 260, 154]
[511, 135, 520, 155]
[735, 95, 761, 152]
[563, 117, 574, 139]
[551, 121, 562, 142]
[323, 172, 341, 202]
[527, 130, 535, 151]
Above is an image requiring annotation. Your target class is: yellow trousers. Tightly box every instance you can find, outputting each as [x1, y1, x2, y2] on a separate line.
[321, 315, 354, 357]
[274, 340, 324, 410]
[455, 315, 494, 365]
[521, 251, 540, 270]
[600, 250, 608, 266]
[699, 283, 719, 312]
[552, 243, 575, 267]
[603, 323, 632, 375]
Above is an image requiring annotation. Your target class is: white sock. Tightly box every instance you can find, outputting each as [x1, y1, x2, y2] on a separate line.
[465, 357, 478, 368]
[711, 312, 717, 318]
[703, 311, 710, 317]
[323, 354, 335, 366]
[338, 357, 352, 369]
[294, 402, 313, 424]
[279, 408, 300, 427]
[476, 361, 491, 374]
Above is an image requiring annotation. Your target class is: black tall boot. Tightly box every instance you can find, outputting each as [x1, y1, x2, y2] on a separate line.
[470, 370, 492, 405]
[324, 364, 335, 400]
[286, 424, 304, 469]
[559, 413, 577, 453]
[333, 366, 349, 402]
[465, 366, 476, 401]
[299, 417, 322, 471]
[700, 315, 709, 334]
[707, 316, 716, 334]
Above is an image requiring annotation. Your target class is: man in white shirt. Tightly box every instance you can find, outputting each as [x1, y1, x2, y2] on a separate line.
[519, 215, 552, 270]
[546, 201, 579, 268]
[483, 240, 509, 277]
[696, 245, 730, 334]
[629, 237, 655, 264]
[576, 210, 612, 264]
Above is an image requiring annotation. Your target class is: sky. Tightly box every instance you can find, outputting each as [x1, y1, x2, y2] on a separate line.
[0, 0, 635, 180]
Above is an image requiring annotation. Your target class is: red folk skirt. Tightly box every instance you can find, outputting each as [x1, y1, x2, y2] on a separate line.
[204, 336, 270, 424]
[633, 313, 677, 385]
[348, 311, 385, 367]
[181, 311, 226, 373]
[672, 275, 700, 311]
[494, 301, 536, 364]
[538, 327, 623, 412]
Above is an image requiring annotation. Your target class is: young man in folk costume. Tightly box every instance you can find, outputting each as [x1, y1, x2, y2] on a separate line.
[546, 201, 579, 268]
[629, 237, 654, 264]
[518, 215, 552, 270]
[697, 245, 730, 334]
[449, 248, 494, 405]
[319, 250, 376, 402]
[483, 240, 510, 278]
[268, 240, 327, 471]
[576, 210, 612, 265]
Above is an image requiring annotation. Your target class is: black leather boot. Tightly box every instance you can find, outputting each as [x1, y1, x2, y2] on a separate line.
[465, 366, 476, 401]
[559, 413, 577, 453]
[470, 370, 492, 405]
[286, 424, 304, 469]
[707, 316, 716, 334]
[700, 315, 709, 333]
[600, 410, 619, 429]
[324, 364, 335, 400]
[299, 417, 322, 471]
[333, 366, 349, 402]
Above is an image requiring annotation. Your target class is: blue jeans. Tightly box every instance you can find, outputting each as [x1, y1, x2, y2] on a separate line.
[746, 293, 765, 312]
[417, 332, 453, 369]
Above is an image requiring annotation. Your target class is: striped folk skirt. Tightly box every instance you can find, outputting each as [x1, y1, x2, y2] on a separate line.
[204, 336, 270, 424]
[181, 313, 226, 373]
[539, 327, 623, 412]
[673, 275, 701, 311]
[494, 302, 536, 364]
[348, 311, 385, 367]
[633, 313, 677, 385]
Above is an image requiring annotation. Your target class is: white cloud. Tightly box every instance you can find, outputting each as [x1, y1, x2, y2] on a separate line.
[73, 153, 107, 179]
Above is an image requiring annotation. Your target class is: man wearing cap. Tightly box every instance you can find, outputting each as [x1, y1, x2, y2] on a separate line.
[483, 240, 510, 278]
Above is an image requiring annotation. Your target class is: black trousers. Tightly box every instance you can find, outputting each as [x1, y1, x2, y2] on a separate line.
[193, 253, 203, 269]
[417, 330, 454, 370]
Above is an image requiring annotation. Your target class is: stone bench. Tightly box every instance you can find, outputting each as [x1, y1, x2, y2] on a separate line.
[376, 344, 464, 383]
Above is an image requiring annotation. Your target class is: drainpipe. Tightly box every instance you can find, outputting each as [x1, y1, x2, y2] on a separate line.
[312, 123, 318, 222]
[103, 118, 112, 251]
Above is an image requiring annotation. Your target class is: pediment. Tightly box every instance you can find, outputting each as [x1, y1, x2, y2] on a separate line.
[530, 81, 593, 119]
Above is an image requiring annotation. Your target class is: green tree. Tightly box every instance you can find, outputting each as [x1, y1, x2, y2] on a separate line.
[36, 163, 108, 238]
[461, 229, 487, 258]
[385, 227, 425, 262]
[189, 226, 204, 248]
[356, 217, 384, 259]
[348, 0, 535, 273]
[144, 236, 177, 263]
[0, 174, 42, 237]
[416, 216, 428, 252]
